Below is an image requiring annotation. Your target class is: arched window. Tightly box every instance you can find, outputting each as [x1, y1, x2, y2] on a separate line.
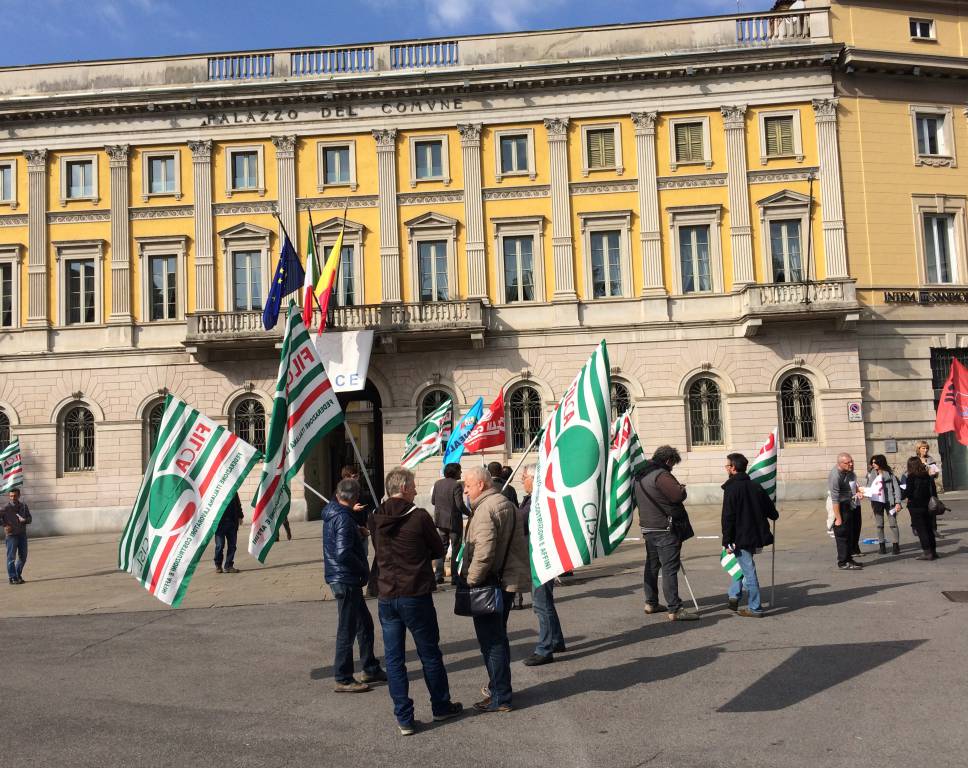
[420, 388, 452, 420]
[0, 408, 9, 450]
[146, 401, 166, 457]
[688, 378, 723, 446]
[233, 398, 266, 453]
[509, 385, 542, 453]
[780, 374, 815, 442]
[611, 381, 632, 420]
[64, 406, 95, 472]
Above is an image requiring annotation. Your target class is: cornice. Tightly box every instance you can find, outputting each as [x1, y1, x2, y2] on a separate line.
[0, 214, 28, 227]
[842, 47, 968, 79]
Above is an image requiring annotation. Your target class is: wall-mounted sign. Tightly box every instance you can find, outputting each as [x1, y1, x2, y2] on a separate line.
[199, 98, 465, 127]
[884, 439, 898, 454]
[884, 290, 968, 304]
[847, 401, 862, 422]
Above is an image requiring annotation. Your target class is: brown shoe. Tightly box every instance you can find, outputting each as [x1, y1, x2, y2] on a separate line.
[224, 566, 240, 574]
[473, 698, 512, 713]
[667, 608, 700, 621]
[643, 603, 667, 615]
[215, 566, 223, 574]
[334, 680, 372, 693]
[737, 608, 765, 618]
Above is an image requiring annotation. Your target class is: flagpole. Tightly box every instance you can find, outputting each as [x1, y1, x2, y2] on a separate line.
[679, 562, 700, 613]
[302, 481, 330, 505]
[770, 519, 777, 609]
[271, 208, 296, 251]
[345, 423, 380, 507]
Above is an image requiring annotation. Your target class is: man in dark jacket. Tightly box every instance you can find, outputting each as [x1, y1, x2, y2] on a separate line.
[431, 462, 469, 585]
[369, 467, 462, 735]
[721, 453, 779, 617]
[2, 488, 31, 585]
[323, 478, 385, 694]
[213, 492, 243, 574]
[633, 445, 698, 621]
[488, 461, 519, 508]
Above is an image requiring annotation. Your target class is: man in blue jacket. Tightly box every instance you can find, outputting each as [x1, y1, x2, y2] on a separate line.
[324, 478, 385, 693]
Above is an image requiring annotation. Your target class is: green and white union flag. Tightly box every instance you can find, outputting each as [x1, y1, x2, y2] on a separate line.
[721, 548, 743, 582]
[117, 395, 260, 607]
[749, 428, 778, 503]
[0, 438, 24, 493]
[249, 305, 345, 563]
[601, 411, 645, 556]
[453, 542, 465, 577]
[401, 399, 452, 469]
[530, 340, 611, 587]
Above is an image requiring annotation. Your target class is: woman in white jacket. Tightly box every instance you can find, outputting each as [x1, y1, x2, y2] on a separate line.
[867, 454, 902, 555]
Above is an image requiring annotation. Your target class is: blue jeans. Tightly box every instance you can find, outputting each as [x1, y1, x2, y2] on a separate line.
[378, 594, 452, 725]
[473, 590, 513, 708]
[213, 526, 237, 568]
[533, 581, 564, 657]
[727, 549, 761, 612]
[330, 582, 381, 683]
[6, 534, 27, 581]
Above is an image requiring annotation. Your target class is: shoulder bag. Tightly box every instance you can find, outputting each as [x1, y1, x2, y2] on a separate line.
[454, 512, 516, 617]
[928, 495, 948, 515]
[637, 479, 694, 543]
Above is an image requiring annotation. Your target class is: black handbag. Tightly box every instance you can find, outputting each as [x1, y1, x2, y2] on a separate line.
[454, 514, 516, 617]
[928, 496, 948, 515]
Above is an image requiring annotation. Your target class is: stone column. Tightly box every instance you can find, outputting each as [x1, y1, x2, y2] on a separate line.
[458, 123, 487, 301]
[721, 105, 755, 286]
[271, 135, 297, 242]
[544, 117, 576, 300]
[105, 144, 132, 325]
[373, 128, 401, 303]
[631, 112, 664, 295]
[812, 98, 848, 279]
[189, 140, 215, 312]
[23, 149, 48, 327]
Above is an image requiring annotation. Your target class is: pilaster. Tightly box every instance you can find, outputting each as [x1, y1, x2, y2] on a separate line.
[23, 148, 49, 329]
[812, 98, 848, 279]
[271, 135, 297, 242]
[373, 128, 401, 303]
[105, 144, 132, 327]
[721, 105, 755, 286]
[189, 139, 215, 312]
[458, 123, 487, 301]
[632, 111, 664, 296]
[544, 117, 577, 301]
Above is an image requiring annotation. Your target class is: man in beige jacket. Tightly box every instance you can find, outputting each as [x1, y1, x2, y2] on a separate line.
[460, 465, 530, 713]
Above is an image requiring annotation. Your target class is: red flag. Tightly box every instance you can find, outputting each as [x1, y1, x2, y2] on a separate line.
[463, 390, 505, 453]
[935, 358, 968, 445]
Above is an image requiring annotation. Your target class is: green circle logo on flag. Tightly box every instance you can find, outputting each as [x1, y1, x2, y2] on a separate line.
[556, 426, 600, 489]
[148, 473, 198, 536]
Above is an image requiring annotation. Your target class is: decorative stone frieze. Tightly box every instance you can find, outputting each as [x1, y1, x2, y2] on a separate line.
[482, 186, 550, 201]
[397, 191, 465, 205]
[129, 205, 194, 220]
[297, 196, 379, 211]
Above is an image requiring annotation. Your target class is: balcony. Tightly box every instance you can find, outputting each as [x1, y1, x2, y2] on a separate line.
[739, 278, 860, 334]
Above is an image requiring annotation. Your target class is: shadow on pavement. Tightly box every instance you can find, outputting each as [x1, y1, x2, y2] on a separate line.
[717, 639, 927, 712]
[753, 579, 919, 616]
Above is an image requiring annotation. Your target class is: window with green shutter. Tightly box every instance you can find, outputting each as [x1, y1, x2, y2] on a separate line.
[674, 122, 705, 164]
[586, 128, 616, 169]
[764, 116, 795, 157]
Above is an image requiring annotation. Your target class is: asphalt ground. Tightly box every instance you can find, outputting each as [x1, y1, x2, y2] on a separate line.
[2, 499, 966, 768]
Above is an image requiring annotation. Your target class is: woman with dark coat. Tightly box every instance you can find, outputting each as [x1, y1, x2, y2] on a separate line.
[902, 456, 939, 561]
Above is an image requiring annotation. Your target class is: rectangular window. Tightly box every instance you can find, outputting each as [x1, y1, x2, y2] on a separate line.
[586, 129, 616, 170]
[417, 240, 448, 302]
[500, 135, 529, 174]
[334, 245, 356, 306]
[324, 146, 351, 185]
[414, 140, 443, 180]
[233, 251, 262, 311]
[0, 164, 12, 202]
[924, 213, 955, 284]
[149, 255, 177, 320]
[910, 18, 934, 39]
[769, 220, 804, 283]
[916, 114, 945, 156]
[679, 225, 712, 293]
[231, 151, 259, 190]
[67, 259, 96, 325]
[764, 117, 795, 157]
[502, 236, 535, 303]
[590, 231, 622, 298]
[674, 123, 705, 164]
[66, 160, 94, 199]
[148, 156, 176, 195]
[0, 262, 11, 327]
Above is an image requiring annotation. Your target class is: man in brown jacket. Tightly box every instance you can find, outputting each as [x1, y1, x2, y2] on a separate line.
[460, 465, 530, 713]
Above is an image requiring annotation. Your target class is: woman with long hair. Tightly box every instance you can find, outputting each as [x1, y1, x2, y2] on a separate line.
[902, 456, 939, 561]
[867, 455, 902, 555]
[915, 440, 942, 537]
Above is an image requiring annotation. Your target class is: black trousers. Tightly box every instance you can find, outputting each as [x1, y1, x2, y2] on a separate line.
[832, 506, 860, 565]
[849, 505, 862, 555]
[909, 509, 937, 554]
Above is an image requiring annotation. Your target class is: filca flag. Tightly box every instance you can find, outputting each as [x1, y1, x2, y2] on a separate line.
[443, 397, 484, 465]
[262, 230, 305, 331]
[401, 399, 453, 469]
[117, 395, 261, 607]
[600, 411, 645, 556]
[0, 438, 24, 492]
[935, 358, 968, 445]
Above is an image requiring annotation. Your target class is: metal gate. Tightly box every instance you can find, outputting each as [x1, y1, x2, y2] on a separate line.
[930, 348, 968, 490]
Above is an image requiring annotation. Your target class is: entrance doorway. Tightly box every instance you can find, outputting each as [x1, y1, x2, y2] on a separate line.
[930, 348, 968, 491]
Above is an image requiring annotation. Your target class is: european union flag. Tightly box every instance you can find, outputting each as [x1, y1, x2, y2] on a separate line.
[443, 397, 484, 466]
[262, 232, 305, 330]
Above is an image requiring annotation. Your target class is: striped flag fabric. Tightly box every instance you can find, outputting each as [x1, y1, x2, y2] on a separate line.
[118, 395, 260, 607]
[401, 398, 453, 469]
[600, 411, 645, 555]
[721, 548, 743, 581]
[0, 438, 24, 492]
[249, 303, 345, 562]
[453, 542, 465, 577]
[313, 218, 345, 335]
[749, 428, 778, 502]
[530, 340, 611, 587]
[302, 217, 321, 329]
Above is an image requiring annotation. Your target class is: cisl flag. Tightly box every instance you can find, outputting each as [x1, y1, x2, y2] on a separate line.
[935, 358, 968, 445]
[0, 438, 24, 493]
[600, 411, 645, 556]
[118, 395, 260, 607]
[463, 390, 505, 453]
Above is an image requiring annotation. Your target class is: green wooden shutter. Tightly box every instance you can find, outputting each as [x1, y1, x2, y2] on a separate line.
[675, 123, 705, 163]
[765, 117, 795, 156]
[587, 131, 603, 168]
[778, 118, 794, 155]
[602, 129, 616, 167]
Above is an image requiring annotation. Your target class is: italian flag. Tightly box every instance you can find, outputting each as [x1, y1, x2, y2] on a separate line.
[600, 411, 645, 556]
[313, 222, 345, 334]
[721, 548, 743, 581]
[117, 396, 260, 607]
[302, 225, 320, 330]
[0, 438, 24, 492]
[249, 304, 345, 562]
[401, 399, 452, 469]
[749, 428, 778, 502]
[530, 340, 611, 587]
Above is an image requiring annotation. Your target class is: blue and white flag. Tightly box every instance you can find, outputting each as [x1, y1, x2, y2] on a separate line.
[443, 397, 484, 466]
[262, 231, 305, 330]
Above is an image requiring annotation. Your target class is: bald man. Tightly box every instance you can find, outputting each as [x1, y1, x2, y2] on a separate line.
[828, 453, 864, 570]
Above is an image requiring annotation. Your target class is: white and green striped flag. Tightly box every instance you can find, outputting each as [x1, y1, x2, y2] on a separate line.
[530, 340, 611, 587]
[600, 411, 645, 555]
[453, 542, 465, 577]
[749, 428, 778, 502]
[1, 438, 24, 492]
[721, 548, 743, 581]
[401, 399, 452, 469]
[249, 304, 345, 563]
[118, 395, 260, 607]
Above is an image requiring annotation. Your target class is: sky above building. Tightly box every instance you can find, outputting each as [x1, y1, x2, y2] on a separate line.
[0, 0, 773, 67]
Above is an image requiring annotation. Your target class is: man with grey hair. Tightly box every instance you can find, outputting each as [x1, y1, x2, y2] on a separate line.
[521, 464, 566, 666]
[829, 452, 864, 570]
[323, 477, 385, 693]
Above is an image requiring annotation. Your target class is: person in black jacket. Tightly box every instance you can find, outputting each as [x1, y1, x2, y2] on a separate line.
[431, 463, 469, 585]
[902, 456, 939, 561]
[488, 461, 519, 507]
[721, 453, 779, 617]
[213, 492, 243, 574]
